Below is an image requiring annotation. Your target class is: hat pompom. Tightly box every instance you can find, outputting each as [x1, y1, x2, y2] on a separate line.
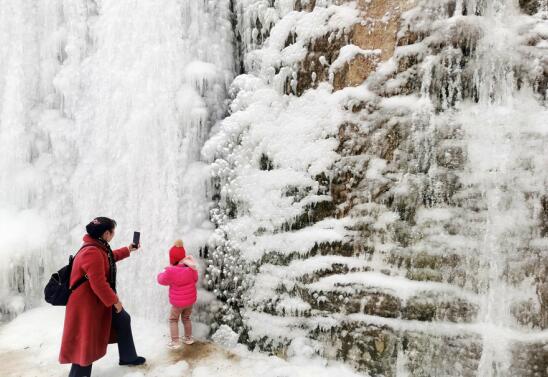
[169, 242, 186, 265]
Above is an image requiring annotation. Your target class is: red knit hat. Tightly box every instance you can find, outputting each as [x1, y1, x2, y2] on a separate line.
[169, 239, 186, 265]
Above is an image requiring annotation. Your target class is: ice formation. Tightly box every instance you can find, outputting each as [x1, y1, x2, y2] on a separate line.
[0, 0, 547, 376]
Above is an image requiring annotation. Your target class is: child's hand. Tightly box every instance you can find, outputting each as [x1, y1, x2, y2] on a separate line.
[179, 255, 197, 270]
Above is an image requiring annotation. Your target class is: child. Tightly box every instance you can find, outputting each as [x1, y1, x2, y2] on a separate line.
[157, 240, 198, 349]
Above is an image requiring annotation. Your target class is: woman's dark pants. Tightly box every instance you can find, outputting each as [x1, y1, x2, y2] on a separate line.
[68, 309, 138, 377]
[68, 364, 92, 377]
[112, 308, 138, 363]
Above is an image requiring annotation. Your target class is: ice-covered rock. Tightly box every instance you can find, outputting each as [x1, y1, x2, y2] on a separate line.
[203, 0, 548, 375]
[212, 324, 240, 348]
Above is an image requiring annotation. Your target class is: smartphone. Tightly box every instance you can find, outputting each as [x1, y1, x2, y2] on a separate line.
[132, 231, 140, 248]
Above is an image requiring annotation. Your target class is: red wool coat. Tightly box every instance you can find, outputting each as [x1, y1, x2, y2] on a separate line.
[59, 235, 130, 366]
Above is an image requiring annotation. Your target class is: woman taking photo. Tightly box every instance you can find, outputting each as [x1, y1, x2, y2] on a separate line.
[59, 217, 145, 377]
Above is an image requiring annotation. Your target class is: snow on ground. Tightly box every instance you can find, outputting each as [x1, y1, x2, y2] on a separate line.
[0, 306, 366, 377]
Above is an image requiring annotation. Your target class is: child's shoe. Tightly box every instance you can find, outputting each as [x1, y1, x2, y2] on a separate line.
[167, 339, 182, 350]
[183, 336, 194, 345]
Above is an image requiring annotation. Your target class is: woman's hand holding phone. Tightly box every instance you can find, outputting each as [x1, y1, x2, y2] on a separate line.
[128, 243, 141, 252]
[129, 231, 141, 252]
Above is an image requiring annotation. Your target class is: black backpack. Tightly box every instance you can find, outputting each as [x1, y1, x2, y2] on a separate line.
[44, 244, 92, 306]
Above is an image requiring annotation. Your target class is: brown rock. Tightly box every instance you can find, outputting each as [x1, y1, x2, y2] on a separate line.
[519, 0, 540, 15]
[540, 195, 548, 237]
[332, 0, 418, 89]
[295, 0, 316, 12]
[333, 53, 380, 90]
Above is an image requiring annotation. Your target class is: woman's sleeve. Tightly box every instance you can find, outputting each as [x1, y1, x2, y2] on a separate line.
[80, 250, 118, 307]
[157, 269, 170, 286]
[113, 246, 130, 262]
[192, 268, 198, 283]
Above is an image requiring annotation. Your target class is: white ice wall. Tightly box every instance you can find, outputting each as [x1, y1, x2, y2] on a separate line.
[0, 0, 234, 321]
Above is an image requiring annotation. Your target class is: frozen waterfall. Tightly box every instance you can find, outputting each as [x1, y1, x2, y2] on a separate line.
[0, 0, 547, 376]
[0, 0, 234, 320]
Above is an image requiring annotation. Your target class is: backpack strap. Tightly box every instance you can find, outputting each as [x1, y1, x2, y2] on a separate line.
[69, 243, 94, 291]
[70, 274, 89, 291]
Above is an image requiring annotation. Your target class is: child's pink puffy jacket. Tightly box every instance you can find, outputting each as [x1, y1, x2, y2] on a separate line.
[157, 265, 198, 307]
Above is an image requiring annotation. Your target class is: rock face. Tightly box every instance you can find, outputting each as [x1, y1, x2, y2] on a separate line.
[204, 1, 548, 376]
[519, 0, 541, 15]
[333, 0, 413, 89]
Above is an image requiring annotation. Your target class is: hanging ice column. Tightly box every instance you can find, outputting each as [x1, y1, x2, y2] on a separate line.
[0, 0, 234, 321]
[412, 0, 548, 375]
[454, 1, 548, 375]
[0, 0, 65, 320]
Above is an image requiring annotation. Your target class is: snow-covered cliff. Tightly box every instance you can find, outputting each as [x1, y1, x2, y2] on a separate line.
[203, 1, 548, 375]
[0, 1, 546, 376]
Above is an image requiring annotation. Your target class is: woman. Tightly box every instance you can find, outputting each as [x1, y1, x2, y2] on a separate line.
[59, 217, 145, 377]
